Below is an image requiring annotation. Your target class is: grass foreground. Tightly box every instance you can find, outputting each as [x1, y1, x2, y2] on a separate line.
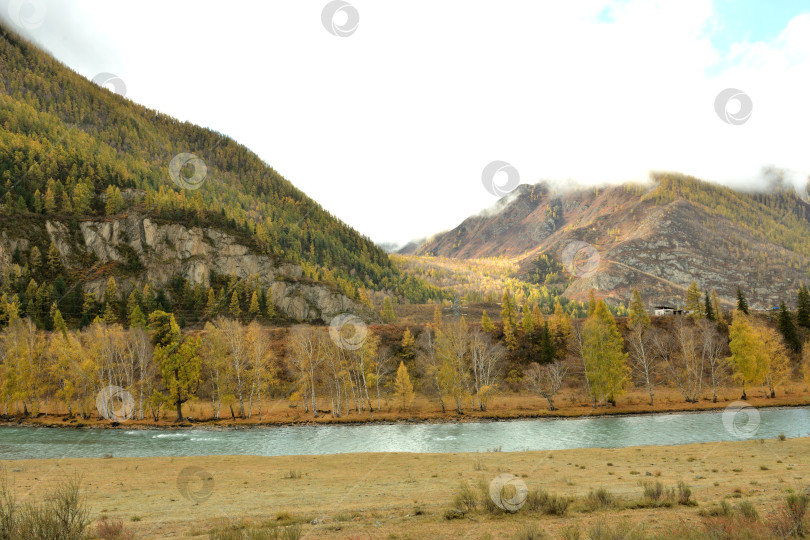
[2, 437, 809, 539]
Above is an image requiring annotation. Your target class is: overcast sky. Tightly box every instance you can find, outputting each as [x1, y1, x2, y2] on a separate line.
[2, 0, 809, 246]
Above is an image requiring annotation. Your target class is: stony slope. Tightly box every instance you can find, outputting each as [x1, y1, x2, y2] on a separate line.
[405, 175, 810, 309]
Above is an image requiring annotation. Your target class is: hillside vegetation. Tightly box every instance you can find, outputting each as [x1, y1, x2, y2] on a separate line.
[0, 23, 441, 330]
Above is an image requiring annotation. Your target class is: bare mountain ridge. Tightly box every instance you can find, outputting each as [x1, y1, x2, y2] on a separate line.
[404, 175, 810, 309]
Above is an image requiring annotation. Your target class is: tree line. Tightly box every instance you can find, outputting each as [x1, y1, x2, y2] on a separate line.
[1, 283, 809, 422]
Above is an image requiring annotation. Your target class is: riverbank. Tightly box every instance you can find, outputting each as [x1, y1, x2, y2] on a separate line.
[3, 384, 809, 430]
[3, 437, 808, 539]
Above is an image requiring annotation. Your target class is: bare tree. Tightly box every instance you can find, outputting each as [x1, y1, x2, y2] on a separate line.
[287, 326, 323, 418]
[469, 329, 504, 411]
[524, 361, 569, 411]
[372, 345, 393, 412]
[246, 321, 273, 420]
[125, 326, 154, 420]
[697, 319, 726, 403]
[416, 328, 446, 413]
[626, 325, 660, 406]
[658, 318, 704, 403]
[570, 322, 595, 408]
[319, 335, 345, 418]
[201, 321, 227, 418]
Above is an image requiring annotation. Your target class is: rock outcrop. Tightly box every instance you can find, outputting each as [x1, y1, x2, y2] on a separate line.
[0, 214, 364, 323]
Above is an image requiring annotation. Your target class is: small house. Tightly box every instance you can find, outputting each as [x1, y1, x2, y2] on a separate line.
[652, 305, 683, 316]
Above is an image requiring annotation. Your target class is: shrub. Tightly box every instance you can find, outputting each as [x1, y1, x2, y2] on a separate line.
[560, 524, 582, 540]
[208, 523, 302, 540]
[773, 493, 809, 538]
[514, 525, 547, 540]
[583, 487, 616, 511]
[0, 474, 90, 540]
[589, 519, 645, 540]
[524, 488, 570, 515]
[677, 480, 696, 506]
[699, 500, 732, 517]
[452, 481, 479, 513]
[700, 516, 771, 540]
[738, 500, 759, 521]
[96, 516, 135, 540]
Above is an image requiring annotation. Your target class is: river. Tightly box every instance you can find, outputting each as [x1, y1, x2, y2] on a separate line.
[1, 406, 808, 459]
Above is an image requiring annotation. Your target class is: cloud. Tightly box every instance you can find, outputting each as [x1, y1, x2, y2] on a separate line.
[1, 0, 808, 245]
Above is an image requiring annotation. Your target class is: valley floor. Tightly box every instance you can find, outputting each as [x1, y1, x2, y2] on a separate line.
[3, 437, 809, 539]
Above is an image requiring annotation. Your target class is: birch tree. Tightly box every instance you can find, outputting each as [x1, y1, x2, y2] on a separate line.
[469, 328, 504, 411]
[212, 317, 250, 418]
[524, 360, 568, 411]
[663, 317, 704, 403]
[697, 319, 726, 403]
[246, 321, 274, 420]
[287, 326, 322, 418]
[416, 327, 447, 413]
[627, 325, 659, 406]
[436, 317, 472, 413]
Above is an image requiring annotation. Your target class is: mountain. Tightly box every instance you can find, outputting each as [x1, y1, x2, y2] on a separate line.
[0, 23, 441, 328]
[405, 173, 810, 309]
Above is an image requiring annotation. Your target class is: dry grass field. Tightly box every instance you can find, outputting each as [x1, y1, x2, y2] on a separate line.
[2, 436, 809, 539]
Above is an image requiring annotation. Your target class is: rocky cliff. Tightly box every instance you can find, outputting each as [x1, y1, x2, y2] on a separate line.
[0, 213, 365, 323]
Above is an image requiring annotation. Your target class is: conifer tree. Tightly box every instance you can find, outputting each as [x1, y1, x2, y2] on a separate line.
[29, 246, 41, 272]
[685, 281, 703, 318]
[736, 287, 749, 315]
[150, 311, 201, 421]
[704, 291, 715, 321]
[628, 289, 650, 330]
[582, 300, 629, 406]
[44, 185, 56, 213]
[587, 289, 597, 316]
[540, 321, 555, 362]
[481, 310, 495, 332]
[531, 304, 544, 329]
[521, 303, 534, 334]
[229, 291, 241, 319]
[797, 285, 810, 329]
[400, 328, 415, 361]
[548, 300, 572, 357]
[129, 304, 147, 329]
[500, 292, 518, 350]
[710, 290, 723, 323]
[51, 303, 67, 336]
[382, 296, 395, 323]
[248, 291, 260, 319]
[433, 304, 443, 327]
[778, 302, 801, 353]
[394, 361, 415, 411]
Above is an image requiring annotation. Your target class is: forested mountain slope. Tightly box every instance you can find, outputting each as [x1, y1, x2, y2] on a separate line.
[406, 173, 810, 309]
[0, 23, 441, 328]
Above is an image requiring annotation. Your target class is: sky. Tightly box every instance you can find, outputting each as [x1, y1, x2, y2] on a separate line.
[1, 0, 809, 247]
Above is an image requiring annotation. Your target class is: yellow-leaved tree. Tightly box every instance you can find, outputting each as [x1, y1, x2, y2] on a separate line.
[582, 300, 629, 407]
[727, 310, 767, 400]
[393, 361, 414, 411]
